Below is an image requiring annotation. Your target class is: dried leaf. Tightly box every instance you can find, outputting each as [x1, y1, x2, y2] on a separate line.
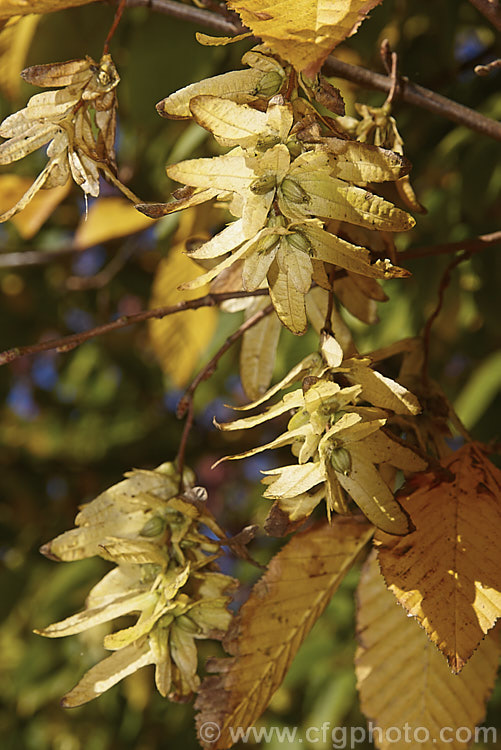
[227, 0, 383, 76]
[149, 209, 218, 388]
[195, 518, 374, 748]
[157, 69, 267, 119]
[376, 443, 501, 672]
[73, 196, 155, 249]
[356, 551, 500, 750]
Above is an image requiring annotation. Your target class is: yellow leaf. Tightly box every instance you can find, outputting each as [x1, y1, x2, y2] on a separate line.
[0, 15, 39, 99]
[336, 448, 410, 535]
[73, 196, 155, 249]
[35, 591, 157, 638]
[240, 299, 281, 400]
[232, 351, 323, 411]
[375, 443, 501, 672]
[0, 0, 96, 19]
[262, 461, 325, 498]
[157, 68, 266, 120]
[149, 209, 218, 388]
[195, 518, 374, 749]
[195, 31, 253, 47]
[62, 640, 155, 708]
[268, 258, 307, 334]
[189, 95, 276, 148]
[356, 551, 500, 750]
[344, 358, 421, 415]
[0, 173, 70, 238]
[227, 0, 383, 76]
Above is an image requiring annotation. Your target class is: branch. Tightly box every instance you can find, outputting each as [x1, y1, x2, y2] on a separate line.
[467, 0, 501, 31]
[125, 0, 246, 33]
[322, 58, 501, 142]
[402, 230, 501, 260]
[0, 289, 269, 366]
[0, 247, 79, 268]
[125, 0, 501, 143]
[175, 302, 274, 475]
[177, 302, 274, 417]
[421, 252, 472, 384]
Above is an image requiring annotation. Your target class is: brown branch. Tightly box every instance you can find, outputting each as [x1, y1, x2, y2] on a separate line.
[467, 0, 501, 31]
[125, 0, 247, 33]
[175, 302, 274, 477]
[177, 302, 274, 419]
[0, 289, 269, 366]
[322, 57, 501, 142]
[402, 230, 501, 260]
[0, 247, 79, 268]
[104, 0, 127, 54]
[125, 0, 501, 143]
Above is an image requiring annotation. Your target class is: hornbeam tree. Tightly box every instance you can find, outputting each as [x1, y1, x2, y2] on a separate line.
[0, 1, 500, 749]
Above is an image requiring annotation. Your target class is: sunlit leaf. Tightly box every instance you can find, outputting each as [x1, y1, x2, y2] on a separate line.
[227, 0, 383, 76]
[356, 551, 500, 750]
[376, 443, 501, 672]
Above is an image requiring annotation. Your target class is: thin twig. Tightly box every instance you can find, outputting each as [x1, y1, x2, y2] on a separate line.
[176, 397, 194, 489]
[321, 268, 336, 337]
[467, 0, 501, 31]
[0, 247, 79, 268]
[421, 253, 471, 384]
[175, 302, 274, 478]
[177, 302, 274, 418]
[65, 242, 135, 290]
[125, 0, 501, 143]
[322, 57, 501, 142]
[103, 0, 127, 54]
[402, 230, 501, 260]
[0, 289, 269, 366]
[380, 39, 400, 106]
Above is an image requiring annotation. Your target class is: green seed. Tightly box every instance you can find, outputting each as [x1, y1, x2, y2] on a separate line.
[280, 177, 310, 205]
[330, 446, 352, 476]
[140, 515, 166, 537]
[256, 70, 284, 98]
[286, 231, 311, 254]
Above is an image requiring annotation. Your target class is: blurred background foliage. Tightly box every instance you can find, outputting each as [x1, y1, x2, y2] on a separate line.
[0, 1, 499, 748]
